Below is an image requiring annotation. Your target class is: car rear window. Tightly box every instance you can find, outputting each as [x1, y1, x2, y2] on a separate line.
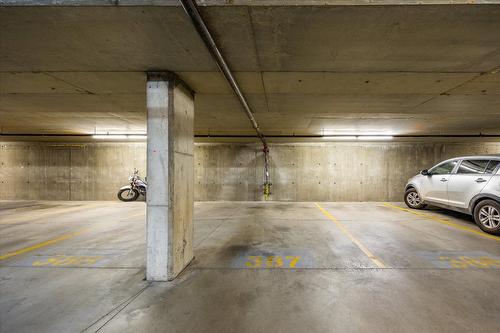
[456, 160, 490, 174]
[485, 160, 500, 174]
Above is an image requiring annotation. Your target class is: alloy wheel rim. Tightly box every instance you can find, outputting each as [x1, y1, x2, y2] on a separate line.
[478, 205, 500, 229]
[407, 192, 421, 207]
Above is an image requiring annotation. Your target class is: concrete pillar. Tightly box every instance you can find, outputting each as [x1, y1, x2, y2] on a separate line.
[146, 72, 194, 281]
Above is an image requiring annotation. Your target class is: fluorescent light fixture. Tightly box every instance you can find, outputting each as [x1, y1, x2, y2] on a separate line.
[127, 135, 147, 140]
[323, 130, 394, 136]
[92, 135, 128, 139]
[358, 135, 394, 140]
[92, 134, 147, 140]
[357, 132, 392, 136]
[323, 136, 357, 140]
[323, 129, 356, 135]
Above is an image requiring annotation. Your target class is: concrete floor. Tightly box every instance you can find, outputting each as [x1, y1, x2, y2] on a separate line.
[0, 201, 499, 333]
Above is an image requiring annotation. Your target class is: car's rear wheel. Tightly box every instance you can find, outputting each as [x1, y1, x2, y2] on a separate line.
[473, 200, 500, 235]
[404, 188, 426, 209]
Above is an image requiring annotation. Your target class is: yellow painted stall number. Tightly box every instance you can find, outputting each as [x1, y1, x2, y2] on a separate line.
[245, 255, 301, 268]
[439, 256, 500, 269]
[33, 255, 103, 267]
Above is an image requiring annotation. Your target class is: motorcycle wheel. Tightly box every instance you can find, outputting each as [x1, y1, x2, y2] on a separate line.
[117, 188, 139, 202]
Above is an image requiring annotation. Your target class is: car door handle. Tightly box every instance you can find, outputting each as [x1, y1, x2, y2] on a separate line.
[440, 178, 448, 182]
[475, 178, 487, 183]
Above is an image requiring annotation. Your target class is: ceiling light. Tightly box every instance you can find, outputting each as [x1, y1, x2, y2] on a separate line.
[323, 130, 393, 136]
[127, 135, 147, 140]
[323, 136, 357, 140]
[92, 135, 128, 140]
[358, 136, 394, 141]
[92, 134, 147, 140]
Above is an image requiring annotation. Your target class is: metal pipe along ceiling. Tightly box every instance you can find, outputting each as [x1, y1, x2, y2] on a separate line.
[178, 0, 267, 148]
[179, 0, 272, 197]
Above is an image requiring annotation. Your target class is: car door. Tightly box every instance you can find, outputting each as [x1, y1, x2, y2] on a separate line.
[447, 159, 500, 209]
[419, 159, 458, 204]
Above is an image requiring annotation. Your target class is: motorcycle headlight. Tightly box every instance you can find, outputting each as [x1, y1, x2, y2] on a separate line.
[128, 176, 133, 181]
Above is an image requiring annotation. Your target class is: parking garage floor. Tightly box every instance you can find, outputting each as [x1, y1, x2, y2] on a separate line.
[1, 201, 499, 333]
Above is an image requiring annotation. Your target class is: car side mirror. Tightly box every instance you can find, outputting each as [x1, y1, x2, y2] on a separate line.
[421, 169, 429, 176]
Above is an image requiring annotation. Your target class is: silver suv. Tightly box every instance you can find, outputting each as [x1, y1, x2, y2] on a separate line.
[404, 155, 500, 235]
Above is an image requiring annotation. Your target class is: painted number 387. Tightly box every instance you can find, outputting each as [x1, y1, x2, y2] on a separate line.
[245, 255, 301, 268]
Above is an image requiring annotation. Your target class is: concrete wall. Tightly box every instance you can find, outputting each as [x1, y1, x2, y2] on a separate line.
[1, 141, 499, 202]
[195, 142, 500, 201]
[0, 142, 146, 201]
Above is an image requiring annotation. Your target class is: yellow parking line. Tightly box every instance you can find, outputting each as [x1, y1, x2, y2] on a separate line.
[382, 203, 500, 242]
[314, 202, 386, 268]
[0, 229, 87, 261]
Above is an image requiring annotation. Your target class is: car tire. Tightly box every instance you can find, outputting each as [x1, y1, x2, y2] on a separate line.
[404, 188, 426, 209]
[473, 200, 500, 236]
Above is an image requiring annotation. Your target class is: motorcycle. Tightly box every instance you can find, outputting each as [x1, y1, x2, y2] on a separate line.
[118, 169, 147, 202]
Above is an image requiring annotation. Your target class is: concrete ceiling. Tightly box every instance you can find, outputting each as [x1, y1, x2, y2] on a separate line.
[1, 4, 500, 137]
